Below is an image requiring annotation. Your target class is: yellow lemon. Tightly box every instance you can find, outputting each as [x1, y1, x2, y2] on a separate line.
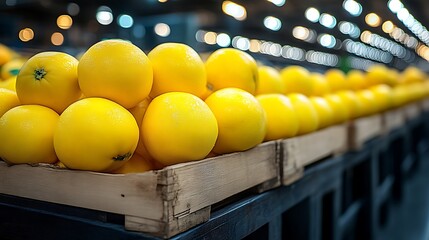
[309, 73, 330, 96]
[0, 105, 59, 164]
[54, 97, 139, 172]
[325, 69, 348, 92]
[148, 43, 206, 98]
[324, 94, 350, 124]
[205, 48, 258, 94]
[111, 153, 154, 174]
[143, 92, 218, 165]
[0, 76, 16, 91]
[399, 66, 426, 84]
[355, 89, 377, 116]
[288, 93, 319, 134]
[369, 84, 393, 112]
[280, 65, 312, 96]
[78, 39, 153, 108]
[205, 88, 266, 154]
[0, 88, 20, 117]
[309, 96, 333, 129]
[0, 44, 12, 66]
[386, 68, 400, 87]
[366, 64, 390, 86]
[255, 66, 284, 95]
[1, 59, 24, 79]
[256, 94, 299, 141]
[16, 52, 81, 113]
[336, 90, 362, 119]
[128, 98, 153, 160]
[347, 70, 367, 91]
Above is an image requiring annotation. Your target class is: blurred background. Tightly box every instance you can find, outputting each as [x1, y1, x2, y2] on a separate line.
[1, 0, 429, 72]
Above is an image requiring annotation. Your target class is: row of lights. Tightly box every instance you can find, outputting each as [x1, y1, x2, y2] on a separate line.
[388, 0, 429, 46]
[96, 6, 134, 28]
[362, 9, 427, 63]
[360, 30, 413, 62]
[305, 8, 337, 29]
[343, 39, 393, 63]
[338, 21, 360, 39]
[195, 30, 339, 67]
[348, 56, 376, 70]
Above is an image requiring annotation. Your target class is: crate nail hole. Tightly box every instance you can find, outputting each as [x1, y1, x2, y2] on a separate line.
[121, 194, 125, 197]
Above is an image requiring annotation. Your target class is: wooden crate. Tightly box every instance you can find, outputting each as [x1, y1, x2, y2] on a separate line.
[381, 108, 405, 134]
[281, 125, 348, 185]
[347, 114, 382, 151]
[420, 98, 429, 112]
[402, 102, 421, 121]
[0, 141, 280, 239]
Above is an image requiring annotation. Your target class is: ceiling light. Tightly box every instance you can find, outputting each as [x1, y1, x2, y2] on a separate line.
[118, 14, 133, 28]
[216, 33, 231, 47]
[57, 15, 73, 29]
[222, 1, 247, 21]
[154, 23, 170, 37]
[292, 26, 310, 40]
[388, 0, 404, 13]
[365, 13, 381, 27]
[264, 16, 282, 31]
[342, 0, 362, 16]
[318, 33, 336, 48]
[96, 6, 113, 25]
[319, 13, 337, 29]
[305, 8, 320, 23]
[267, 0, 286, 7]
[382, 21, 395, 33]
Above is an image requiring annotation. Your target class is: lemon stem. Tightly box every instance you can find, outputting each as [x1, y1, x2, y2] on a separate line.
[112, 152, 131, 161]
[34, 68, 46, 80]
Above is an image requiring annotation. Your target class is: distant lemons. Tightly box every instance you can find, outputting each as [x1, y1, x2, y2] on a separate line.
[366, 64, 390, 86]
[281, 65, 312, 96]
[205, 88, 266, 154]
[309, 96, 333, 129]
[255, 66, 284, 95]
[355, 89, 377, 116]
[205, 48, 258, 94]
[336, 90, 362, 119]
[142, 92, 218, 166]
[148, 43, 206, 98]
[0, 88, 20, 117]
[288, 93, 319, 135]
[347, 70, 367, 91]
[325, 69, 348, 92]
[256, 94, 299, 141]
[1, 59, 24, 79]
[0, 76, 16, 91]
[369, 84, 393, 112]
[324, 94, 350, 124]
[309, 73, 330, 96]
[78, 39, 153, 108]
[0, 105, 59, 164]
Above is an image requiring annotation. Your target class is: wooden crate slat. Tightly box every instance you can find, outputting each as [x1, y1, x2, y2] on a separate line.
[382, 108, 405, 133]
[348, 114, 382, 150]
[0, 161, 163, 219]
[281, 125, 347, 185]
[403, 102, 421, 120]
[167, 141, 278, 217]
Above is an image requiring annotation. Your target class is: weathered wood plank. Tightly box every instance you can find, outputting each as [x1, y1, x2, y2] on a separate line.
[0, 161, 162, 219]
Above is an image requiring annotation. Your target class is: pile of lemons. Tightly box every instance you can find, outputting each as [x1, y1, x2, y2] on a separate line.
[0, 39, 428, 174]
